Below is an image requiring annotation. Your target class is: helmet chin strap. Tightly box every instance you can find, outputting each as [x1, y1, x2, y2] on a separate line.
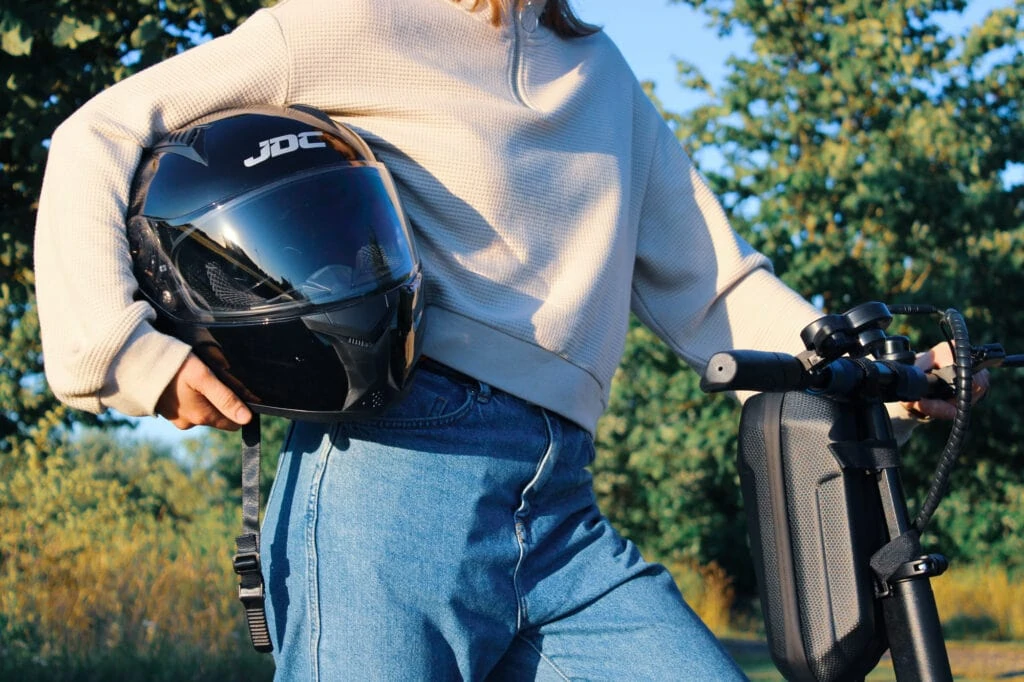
[233, 416, 273, 652]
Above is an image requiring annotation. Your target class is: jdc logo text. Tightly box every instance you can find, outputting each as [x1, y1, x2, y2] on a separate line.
[244, 131, 326, 167]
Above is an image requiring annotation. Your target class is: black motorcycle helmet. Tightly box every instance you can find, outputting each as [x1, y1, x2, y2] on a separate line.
[127, 105, 425, 420]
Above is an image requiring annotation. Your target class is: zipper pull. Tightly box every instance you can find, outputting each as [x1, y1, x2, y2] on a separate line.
[518, 0, 542, 33]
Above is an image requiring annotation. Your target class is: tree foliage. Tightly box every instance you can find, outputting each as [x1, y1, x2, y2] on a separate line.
[1, 0, 272, 451]
[595, 322, 755, 586]
[594, 0, 1024, 587]
[0, 430, 272, 679]
[1, 1, 273, 671]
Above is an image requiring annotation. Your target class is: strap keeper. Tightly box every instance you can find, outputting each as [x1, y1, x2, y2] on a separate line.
[234, 551, 266, 607]
[233, 550, 262, 577]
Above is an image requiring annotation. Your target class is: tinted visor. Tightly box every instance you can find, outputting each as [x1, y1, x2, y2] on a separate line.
[157, 165, 416, 321]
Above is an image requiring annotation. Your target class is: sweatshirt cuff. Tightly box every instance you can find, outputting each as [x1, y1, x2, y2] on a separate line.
[100, 322, 192, 417]
[886, 401, 921, 447]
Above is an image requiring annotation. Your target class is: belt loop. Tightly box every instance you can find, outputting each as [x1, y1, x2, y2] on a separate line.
[476, 381, 492, 404]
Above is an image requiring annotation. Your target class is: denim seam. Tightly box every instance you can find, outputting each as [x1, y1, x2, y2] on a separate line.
[516, 633, 572, 682]
[345, 385, 478, 431]
[305, 423, 338, 682]
[512, 409, 556, 632]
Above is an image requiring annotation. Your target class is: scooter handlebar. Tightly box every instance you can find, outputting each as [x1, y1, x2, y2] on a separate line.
[700, 350, 808, 393]
[701, 350, 939, 402]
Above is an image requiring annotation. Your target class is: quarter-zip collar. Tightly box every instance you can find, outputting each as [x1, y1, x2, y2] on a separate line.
[508, 0, 548, 108]
[447, 0, 549, 29]
[443, 0, 551, 108]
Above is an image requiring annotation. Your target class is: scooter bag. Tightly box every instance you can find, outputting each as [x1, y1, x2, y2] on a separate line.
[737, 391, 889, 682]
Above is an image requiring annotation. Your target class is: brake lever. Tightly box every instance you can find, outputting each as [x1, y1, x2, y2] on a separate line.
[925, 343, 1003, 399]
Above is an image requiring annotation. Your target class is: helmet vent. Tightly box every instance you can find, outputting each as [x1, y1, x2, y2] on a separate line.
[349, 244, 393, 286]
[336, 334, 373, 349]
[179, 257, 268, 311]
[154, 126, 208, 164]
[165, 128, 200, 147]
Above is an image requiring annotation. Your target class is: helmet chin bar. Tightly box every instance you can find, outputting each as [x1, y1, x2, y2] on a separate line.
[302, 298, 397, 414]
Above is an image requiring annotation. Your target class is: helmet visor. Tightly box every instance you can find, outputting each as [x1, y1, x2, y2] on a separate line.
[154, 165, 416, 321]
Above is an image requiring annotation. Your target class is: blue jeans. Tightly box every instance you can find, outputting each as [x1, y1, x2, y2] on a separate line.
[261, 363, 747, 681]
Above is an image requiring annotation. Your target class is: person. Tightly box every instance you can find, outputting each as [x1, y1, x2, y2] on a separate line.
[33, 0, 981, 679]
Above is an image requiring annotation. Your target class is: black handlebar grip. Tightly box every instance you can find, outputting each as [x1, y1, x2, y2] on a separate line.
[700, 350, 808, 393]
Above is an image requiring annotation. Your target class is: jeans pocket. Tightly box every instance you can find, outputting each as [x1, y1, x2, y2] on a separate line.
[347, 365, 477, 431]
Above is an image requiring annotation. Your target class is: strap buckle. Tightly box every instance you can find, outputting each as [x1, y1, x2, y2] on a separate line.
[233, 533, 273, 652]
[233, 550, 266, 606]
[233, 550, 262, 577]
[234, 419, 273, 652]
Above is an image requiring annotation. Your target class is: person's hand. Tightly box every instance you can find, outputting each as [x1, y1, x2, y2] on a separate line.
[156, 352, 253, 431]
[900, 342, 990, 421]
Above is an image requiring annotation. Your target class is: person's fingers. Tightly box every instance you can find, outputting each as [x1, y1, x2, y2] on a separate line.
[902, 340, 992, 421]
[929, 342, 954, 368]
[913, 347, 939, 372]
[972, 368, 990, 404]
[201, 343, 231, 371]
[167, 415, 196, 430]
[921, 341, 990, 404]
[911, 397, 957, 421]
[901, 342, 967, 422]
[217, 366, 263, 404]
[186, 360, 253, 426]
[156, 353, 252, 431]
[183, 393, 244, 431]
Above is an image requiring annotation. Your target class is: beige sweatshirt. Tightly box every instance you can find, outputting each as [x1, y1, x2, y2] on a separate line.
[35, 0, 836, 434]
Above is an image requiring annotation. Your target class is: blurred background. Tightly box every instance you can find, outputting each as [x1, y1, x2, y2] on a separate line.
[2, 0, 1022, 679]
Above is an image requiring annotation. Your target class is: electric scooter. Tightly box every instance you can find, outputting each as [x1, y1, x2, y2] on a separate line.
[699, 302, 1022, 682]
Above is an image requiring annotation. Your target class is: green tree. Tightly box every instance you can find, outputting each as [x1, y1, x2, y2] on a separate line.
[593, 0, 1024, 587]
[595, 321, 752, 584]
[1, 1, 274, 672]
[1, 0, 272, 453]
[0, 429, 272, 679]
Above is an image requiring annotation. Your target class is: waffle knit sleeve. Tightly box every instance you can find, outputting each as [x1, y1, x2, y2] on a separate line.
[33, 8, 290, 416]
[630, 116, 821, 372]
[630, 118, 922, 441]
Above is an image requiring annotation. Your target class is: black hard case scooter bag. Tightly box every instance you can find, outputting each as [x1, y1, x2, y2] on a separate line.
[738, 390, 890, 682]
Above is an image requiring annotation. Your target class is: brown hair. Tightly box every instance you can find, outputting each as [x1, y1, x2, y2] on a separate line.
[458, 0, 600, 38]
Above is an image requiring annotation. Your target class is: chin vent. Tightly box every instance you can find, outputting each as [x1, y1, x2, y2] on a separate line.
[364, 391, 386, 410]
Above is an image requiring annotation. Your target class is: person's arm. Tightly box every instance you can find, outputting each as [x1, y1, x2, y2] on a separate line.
[34, 8, 289, 422]
[629, 116, 820, 372]
[629, 114, 982, 439]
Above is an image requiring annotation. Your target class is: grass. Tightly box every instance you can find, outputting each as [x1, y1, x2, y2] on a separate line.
[0, 645, 274, 682]
[932, 564, 1024, 641]
[668, 558, 1024, 681]
[729, 639, 1024, 681]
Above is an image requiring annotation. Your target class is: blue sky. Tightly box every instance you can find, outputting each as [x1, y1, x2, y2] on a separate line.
[581, 0, 741, 114]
